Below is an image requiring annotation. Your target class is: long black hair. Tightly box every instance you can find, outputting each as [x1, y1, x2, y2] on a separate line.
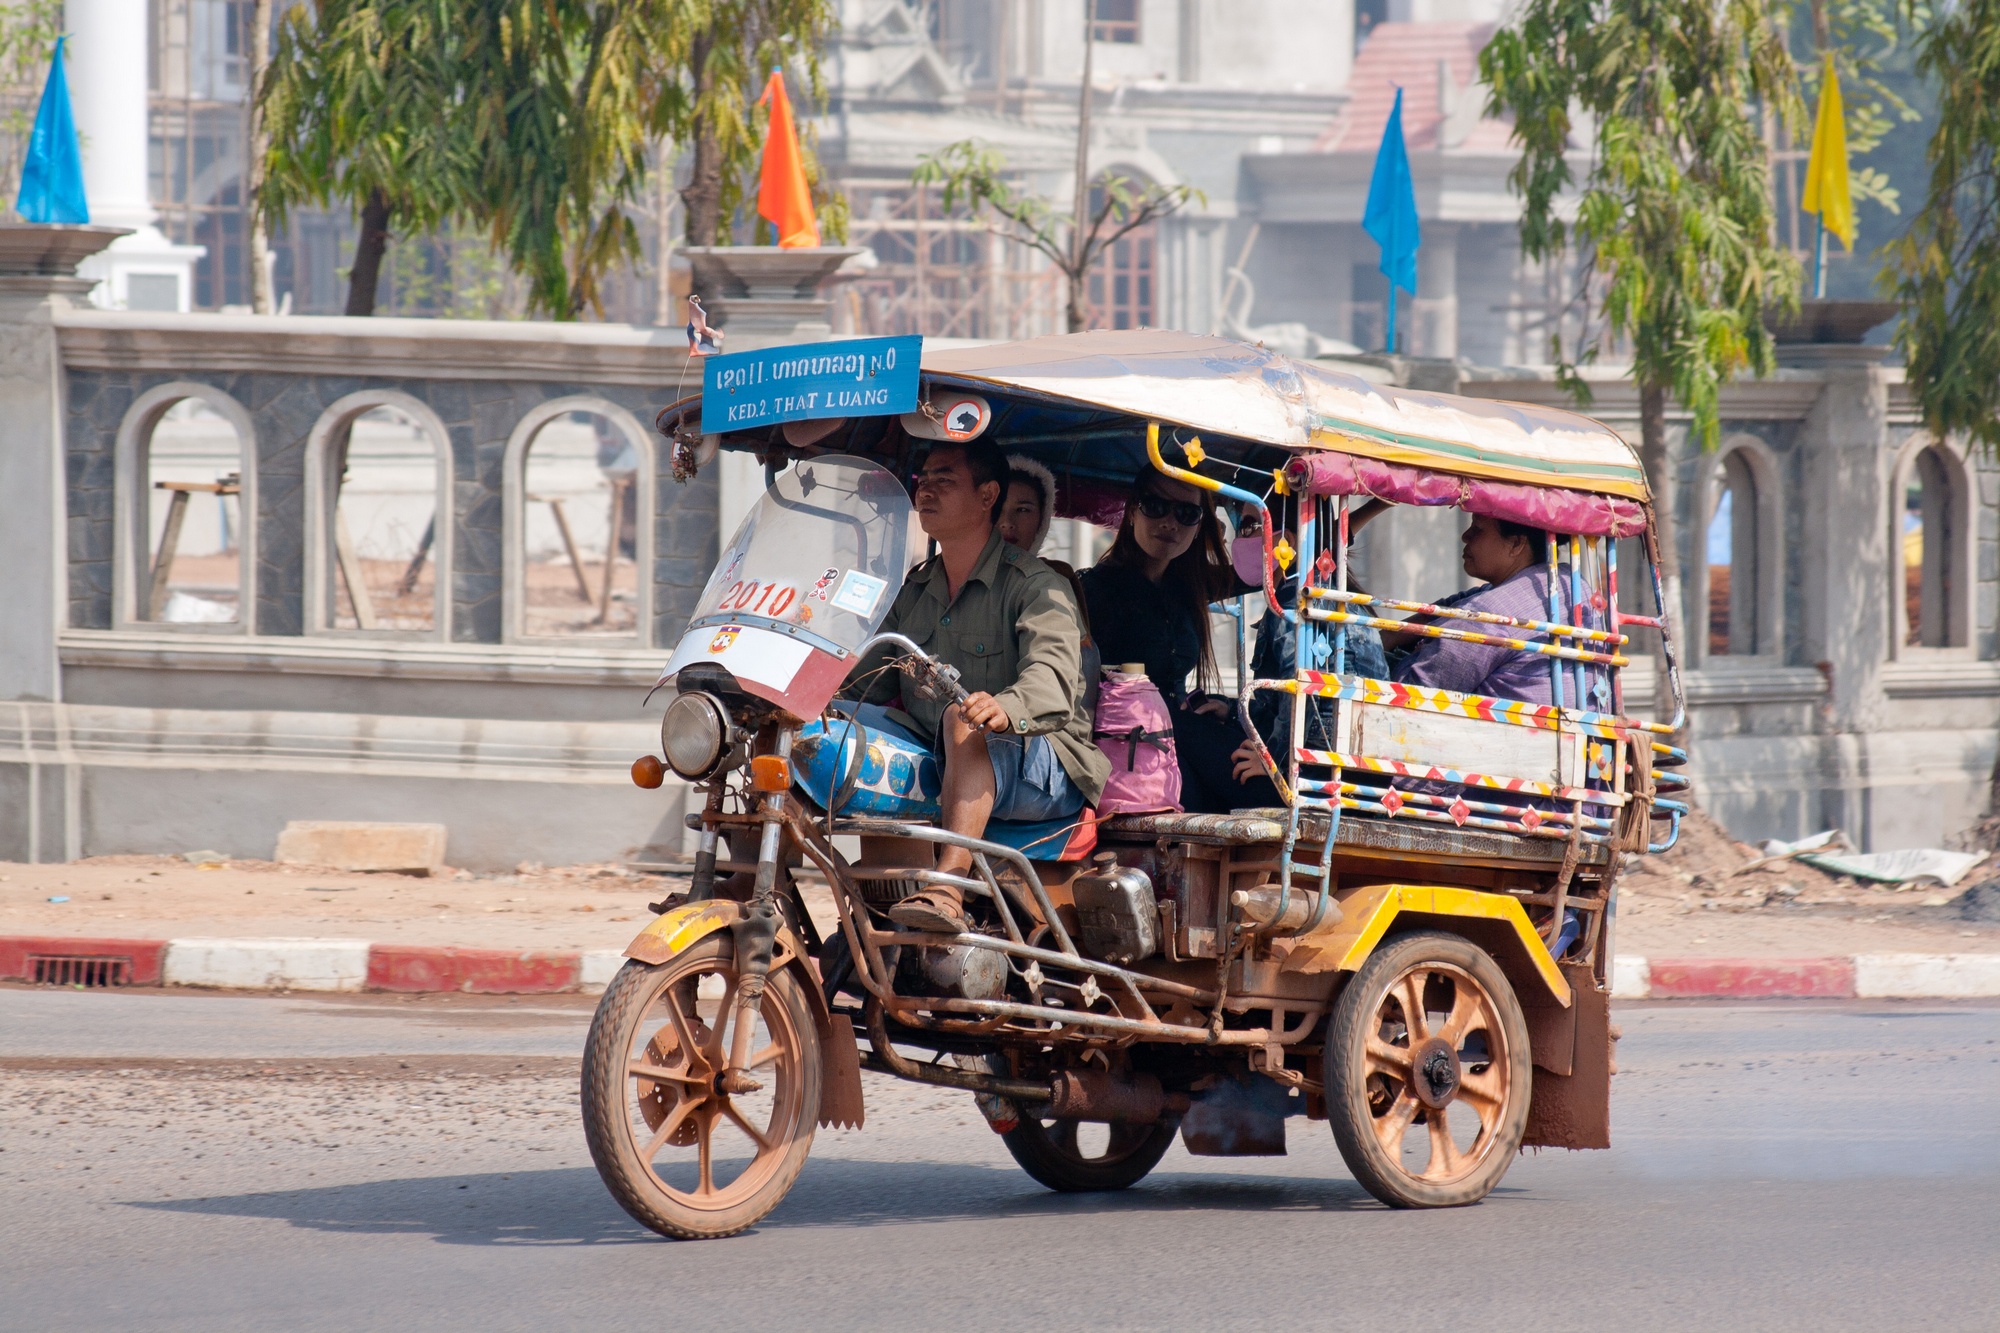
[1100, 469, 1237, 693]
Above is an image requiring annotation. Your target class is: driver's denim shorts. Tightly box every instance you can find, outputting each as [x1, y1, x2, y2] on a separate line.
[835, 702, 1083, 823]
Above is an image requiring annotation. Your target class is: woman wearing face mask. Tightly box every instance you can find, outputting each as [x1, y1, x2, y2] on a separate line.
[1078, 470, 1268, 813]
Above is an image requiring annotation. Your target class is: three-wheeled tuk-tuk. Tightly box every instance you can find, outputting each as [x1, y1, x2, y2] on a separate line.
[583, 330, 1687, 1238]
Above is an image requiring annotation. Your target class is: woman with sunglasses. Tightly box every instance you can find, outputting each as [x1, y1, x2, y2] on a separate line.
[1078, 471, 1266, 813]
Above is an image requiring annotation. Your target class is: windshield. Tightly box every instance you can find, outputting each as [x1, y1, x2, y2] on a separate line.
[687, 454, 914, 656]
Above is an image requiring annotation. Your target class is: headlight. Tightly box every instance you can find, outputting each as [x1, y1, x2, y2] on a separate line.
[661, 691, 731, 780]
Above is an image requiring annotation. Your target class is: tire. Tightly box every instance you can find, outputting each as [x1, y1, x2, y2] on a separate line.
[1002, 1112, 1179, 1193]
[580, 936, 821, 1239]
[1325, 930, 1532, 1208]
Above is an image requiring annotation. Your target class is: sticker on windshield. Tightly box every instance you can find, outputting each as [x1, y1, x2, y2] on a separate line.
[830, 570, 887, 617]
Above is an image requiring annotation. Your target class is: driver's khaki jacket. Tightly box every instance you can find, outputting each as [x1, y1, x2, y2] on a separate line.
[845, 529, 1109, 805]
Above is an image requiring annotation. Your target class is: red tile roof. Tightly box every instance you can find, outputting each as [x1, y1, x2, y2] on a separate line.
[1317, 21, 1512, 155]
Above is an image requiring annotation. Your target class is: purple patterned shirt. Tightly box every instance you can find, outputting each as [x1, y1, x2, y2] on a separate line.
[1394, 566, 1554, 705]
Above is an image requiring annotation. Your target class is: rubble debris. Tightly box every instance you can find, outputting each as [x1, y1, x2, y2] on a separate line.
[1795, 845, 1987, 888]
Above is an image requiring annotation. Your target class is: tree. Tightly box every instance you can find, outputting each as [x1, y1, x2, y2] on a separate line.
[259, 0, 476, 315]
[912, 0, 1199, 332]
[671, 1, 836, 246]
[1481, 0, 1802, 654]
[259, 0, 838, 318]
[247, 0, 276, 315]
[1886, 0, 2000, 452]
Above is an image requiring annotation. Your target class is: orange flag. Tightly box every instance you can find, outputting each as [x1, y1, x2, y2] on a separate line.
[756, 69, 820, 248]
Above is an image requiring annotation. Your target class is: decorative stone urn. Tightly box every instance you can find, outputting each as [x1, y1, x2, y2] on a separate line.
[0, 223, 130, 280]
[679, 245, 865, 348]
[1765, 298, 1900, 367]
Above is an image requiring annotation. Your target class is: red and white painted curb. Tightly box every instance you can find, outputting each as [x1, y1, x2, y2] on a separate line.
[0, 935, 624, 995]
[4, 935, 2000, 998]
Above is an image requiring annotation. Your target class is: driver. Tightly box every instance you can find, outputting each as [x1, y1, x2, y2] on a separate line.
[838, 439, 1107, 933]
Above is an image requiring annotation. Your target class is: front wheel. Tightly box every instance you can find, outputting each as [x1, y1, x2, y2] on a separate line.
[1002, 1113, 1179, 1192]
[1325, 930, 1531, 1208]
[581, 936, 821, 1239]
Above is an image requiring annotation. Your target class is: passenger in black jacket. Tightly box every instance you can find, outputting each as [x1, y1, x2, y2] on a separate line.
[1080, 469, 1269, 813]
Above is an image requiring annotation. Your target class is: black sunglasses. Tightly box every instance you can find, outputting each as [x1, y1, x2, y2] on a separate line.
[1136, 493, 1205, 527]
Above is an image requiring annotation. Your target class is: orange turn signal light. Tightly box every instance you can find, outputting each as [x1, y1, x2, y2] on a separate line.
[631, 755, 666, 789]
[750, 755, 791, 793]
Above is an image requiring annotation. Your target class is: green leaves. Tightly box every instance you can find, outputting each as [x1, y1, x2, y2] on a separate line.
[1888, 0, 2000, 452]
[259, 0, 835, 319]
[1482, 0, 1802, 454]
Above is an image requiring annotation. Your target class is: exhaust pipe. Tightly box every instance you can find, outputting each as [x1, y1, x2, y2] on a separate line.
[1046, 1068, 1192, 1124]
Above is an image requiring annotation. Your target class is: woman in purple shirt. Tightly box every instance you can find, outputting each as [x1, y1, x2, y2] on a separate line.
[1387, 514, 1553, 705]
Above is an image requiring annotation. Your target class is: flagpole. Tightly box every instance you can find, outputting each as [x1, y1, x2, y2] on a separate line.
[1385, 287, 1397, 354]
[1813, 215, 1827, 299]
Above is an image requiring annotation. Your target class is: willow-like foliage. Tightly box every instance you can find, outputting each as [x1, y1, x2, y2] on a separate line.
[260, 0, 834, 319]
[1482, 0, 1802, 637]
[1888, 0, 2000, 452]
[260, 0, 478, 313]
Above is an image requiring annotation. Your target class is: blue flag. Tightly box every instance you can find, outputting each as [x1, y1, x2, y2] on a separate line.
[16, 37, 89, 225]
[1362, 87, 1419, 350]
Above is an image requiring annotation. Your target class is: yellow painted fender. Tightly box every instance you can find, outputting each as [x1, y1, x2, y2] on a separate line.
[624, 899, 746, 966]
[1284, 883, 1572, 1008]
[620, 898, 864, 1129]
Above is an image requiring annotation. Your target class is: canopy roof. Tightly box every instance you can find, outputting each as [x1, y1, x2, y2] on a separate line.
[920, 330, 1648, 502]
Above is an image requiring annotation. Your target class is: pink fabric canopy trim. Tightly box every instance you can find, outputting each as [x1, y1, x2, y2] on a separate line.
[1285, 452, 1649, 538]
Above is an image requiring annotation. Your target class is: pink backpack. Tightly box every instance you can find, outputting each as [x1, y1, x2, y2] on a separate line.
[1092, 668, 1182, 815]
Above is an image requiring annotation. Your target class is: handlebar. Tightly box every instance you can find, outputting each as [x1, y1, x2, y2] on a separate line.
[857, 631, 970, 707]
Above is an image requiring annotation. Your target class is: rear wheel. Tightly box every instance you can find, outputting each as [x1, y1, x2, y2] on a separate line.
[1002, 1113, 1179, 1192]
[1325, 930, 1531, 1208]
[581, 936, 821, 1239]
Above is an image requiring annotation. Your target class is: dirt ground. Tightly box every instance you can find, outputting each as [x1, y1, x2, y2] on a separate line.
[6, 807, 2000, 956]
[0, 856, 695, 952]
[1613, 807, 2000, 956]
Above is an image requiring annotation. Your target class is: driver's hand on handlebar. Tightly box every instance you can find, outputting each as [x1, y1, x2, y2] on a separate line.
[959, 692, 1012, 733]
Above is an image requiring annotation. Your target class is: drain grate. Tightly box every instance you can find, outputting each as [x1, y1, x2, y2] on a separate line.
[30, 955, 132, 988]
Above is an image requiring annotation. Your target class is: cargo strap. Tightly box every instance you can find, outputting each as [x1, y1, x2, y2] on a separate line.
[1094, 725, 1173, 772]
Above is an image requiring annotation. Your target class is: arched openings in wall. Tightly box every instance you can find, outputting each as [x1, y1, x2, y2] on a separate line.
[305, 392, 454, 637]
[114, 383, 257, 630]
[1698, 438, 1780, 663]
[503, 399, 654, 641]
[1897, 441, 1971, 650]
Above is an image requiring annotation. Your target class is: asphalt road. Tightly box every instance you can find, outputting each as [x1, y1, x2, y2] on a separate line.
[3, 986, 1997, 1332]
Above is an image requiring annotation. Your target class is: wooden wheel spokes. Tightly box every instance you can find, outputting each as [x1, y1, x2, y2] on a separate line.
[1364, 961, 1510, 1187]
[627, 963, 800, 1208]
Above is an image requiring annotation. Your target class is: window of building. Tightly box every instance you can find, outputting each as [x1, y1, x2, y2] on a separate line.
[1092, 0, 1141, 43]
[136, 397, 247, 626]
[1706, 451, 1759, 657]
[519, 411, 642, 637]
[1086, 219, 1156, 330]
[1902, 446, 1961, 648]
[326, 406, 443, 633]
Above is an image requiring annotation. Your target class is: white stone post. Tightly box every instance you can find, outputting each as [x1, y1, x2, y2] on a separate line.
[65, 0, 205, 311]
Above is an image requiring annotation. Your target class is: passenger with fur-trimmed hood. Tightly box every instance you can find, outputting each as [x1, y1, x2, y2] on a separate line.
[1001, 453, 1099, 696]
[998, 455, 1059, 561]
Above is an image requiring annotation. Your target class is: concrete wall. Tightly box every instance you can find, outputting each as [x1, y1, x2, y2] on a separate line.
[4, 302, 720, 869]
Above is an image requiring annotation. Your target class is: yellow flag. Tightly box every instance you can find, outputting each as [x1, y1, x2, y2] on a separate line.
[1802, 55, 1855, 252]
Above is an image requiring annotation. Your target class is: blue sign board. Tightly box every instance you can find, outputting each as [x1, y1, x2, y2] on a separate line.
[702, 334, 922, 431]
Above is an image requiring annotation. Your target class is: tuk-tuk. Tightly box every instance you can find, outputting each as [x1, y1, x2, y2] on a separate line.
[584, 330, 1687, 1239]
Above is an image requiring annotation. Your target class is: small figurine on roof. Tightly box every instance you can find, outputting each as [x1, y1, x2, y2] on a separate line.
[686, 294, 724, 357]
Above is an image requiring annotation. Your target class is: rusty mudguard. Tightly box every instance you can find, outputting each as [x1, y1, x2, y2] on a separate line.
[624, 900, 865, 1130]
[1521, 961, 1614, 1149]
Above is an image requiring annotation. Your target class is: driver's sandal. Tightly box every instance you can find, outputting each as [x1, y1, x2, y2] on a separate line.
[888, 887, 969, 933]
